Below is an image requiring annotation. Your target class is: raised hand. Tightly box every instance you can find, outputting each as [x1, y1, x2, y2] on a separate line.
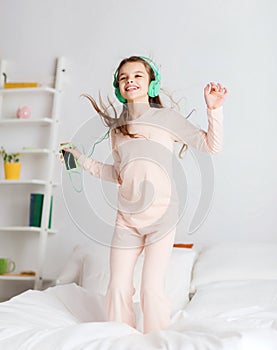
[204, 82, 228, 110]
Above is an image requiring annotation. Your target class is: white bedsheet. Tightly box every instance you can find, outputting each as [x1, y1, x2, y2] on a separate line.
[0, 284, 277, 350]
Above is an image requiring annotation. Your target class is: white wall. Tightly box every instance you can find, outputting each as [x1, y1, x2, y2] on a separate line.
[0, 0, 276, 287]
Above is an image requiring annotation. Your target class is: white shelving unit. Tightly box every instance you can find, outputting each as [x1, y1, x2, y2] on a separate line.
[0, 58, 65, 293]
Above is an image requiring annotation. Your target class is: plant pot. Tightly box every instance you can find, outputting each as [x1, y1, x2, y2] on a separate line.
[4, 162, 22, 180]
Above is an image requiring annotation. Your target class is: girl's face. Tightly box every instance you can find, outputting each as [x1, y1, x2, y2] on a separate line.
[118, 61, 150, 103]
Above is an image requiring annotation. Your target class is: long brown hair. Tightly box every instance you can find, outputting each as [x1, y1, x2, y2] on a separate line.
[83, 56, 163, 139]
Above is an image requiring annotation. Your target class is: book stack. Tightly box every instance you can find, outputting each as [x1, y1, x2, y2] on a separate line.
[29, 193, 52, 228]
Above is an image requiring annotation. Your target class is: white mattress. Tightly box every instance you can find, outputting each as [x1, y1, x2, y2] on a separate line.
[0, 282, 277, 350]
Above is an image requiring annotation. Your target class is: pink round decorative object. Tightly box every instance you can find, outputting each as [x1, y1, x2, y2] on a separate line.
[16, 106, 31, 119]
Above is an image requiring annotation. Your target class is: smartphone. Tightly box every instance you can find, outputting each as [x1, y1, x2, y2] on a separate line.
[60, 143, 78, 171]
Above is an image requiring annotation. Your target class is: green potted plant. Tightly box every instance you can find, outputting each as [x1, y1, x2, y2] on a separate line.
[0, 147, 21, 180]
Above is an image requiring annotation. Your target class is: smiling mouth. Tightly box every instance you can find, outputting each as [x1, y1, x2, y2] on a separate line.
[125, 86, 139, 91]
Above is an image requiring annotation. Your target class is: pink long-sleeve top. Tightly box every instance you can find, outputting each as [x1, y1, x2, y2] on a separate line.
[77, 106, 223, 185]
[78, 106, 223, 227]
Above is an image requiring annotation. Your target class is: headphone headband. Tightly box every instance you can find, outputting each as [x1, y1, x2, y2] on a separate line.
[113, 56, 161, 103]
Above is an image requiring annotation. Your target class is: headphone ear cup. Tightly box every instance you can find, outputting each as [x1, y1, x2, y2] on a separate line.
[148, 80, 160, 98]
[115, 87, 127, 103]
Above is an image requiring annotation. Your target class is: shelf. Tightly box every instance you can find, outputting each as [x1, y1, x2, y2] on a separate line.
[0, 226, 57, 234]
[0, 118, 54, 126]
[0, 275, 56, 283]
[0, 148, 52, 156]
[0, 180, 58, 188]
[0, 148, 54, 156]
[0, 275, 36, 281]
[20, 148, 52, 155]
[0, 179, 49, 185]
[0, 87, 58, 95]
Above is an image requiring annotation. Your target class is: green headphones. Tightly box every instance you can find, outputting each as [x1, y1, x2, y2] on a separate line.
[113, 56, 161, 103]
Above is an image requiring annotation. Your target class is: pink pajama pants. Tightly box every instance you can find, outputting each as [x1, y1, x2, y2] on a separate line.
[105, 226, 176, 333]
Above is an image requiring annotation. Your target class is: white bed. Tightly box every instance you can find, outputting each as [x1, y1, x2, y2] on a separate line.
[1, 242, 277, 349]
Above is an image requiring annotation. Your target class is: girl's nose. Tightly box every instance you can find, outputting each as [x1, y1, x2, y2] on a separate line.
[127, 78, 133, 84]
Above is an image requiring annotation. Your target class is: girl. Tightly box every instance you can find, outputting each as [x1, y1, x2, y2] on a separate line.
[61, 56, 227, 333]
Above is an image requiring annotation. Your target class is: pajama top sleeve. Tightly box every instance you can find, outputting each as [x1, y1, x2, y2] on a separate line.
[147, 107, 223, 153]
[163, 106, 224, 154]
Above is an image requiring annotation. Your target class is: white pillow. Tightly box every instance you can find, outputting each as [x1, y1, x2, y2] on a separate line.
[190, 242, 277, 292]
[186, 280, 277, 318]
[56, 245, 87, 285]
[82, 246, 197, 315]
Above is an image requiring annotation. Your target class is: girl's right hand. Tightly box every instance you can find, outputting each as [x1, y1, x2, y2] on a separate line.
[62, 146, 82, 159]
[59, 145, 82, 163]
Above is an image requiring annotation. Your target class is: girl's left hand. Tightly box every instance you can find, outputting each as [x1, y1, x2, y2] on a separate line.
[204, 82, 228, 110]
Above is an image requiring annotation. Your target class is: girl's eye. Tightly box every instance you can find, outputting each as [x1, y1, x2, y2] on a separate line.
[119, 77, 126, 81]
